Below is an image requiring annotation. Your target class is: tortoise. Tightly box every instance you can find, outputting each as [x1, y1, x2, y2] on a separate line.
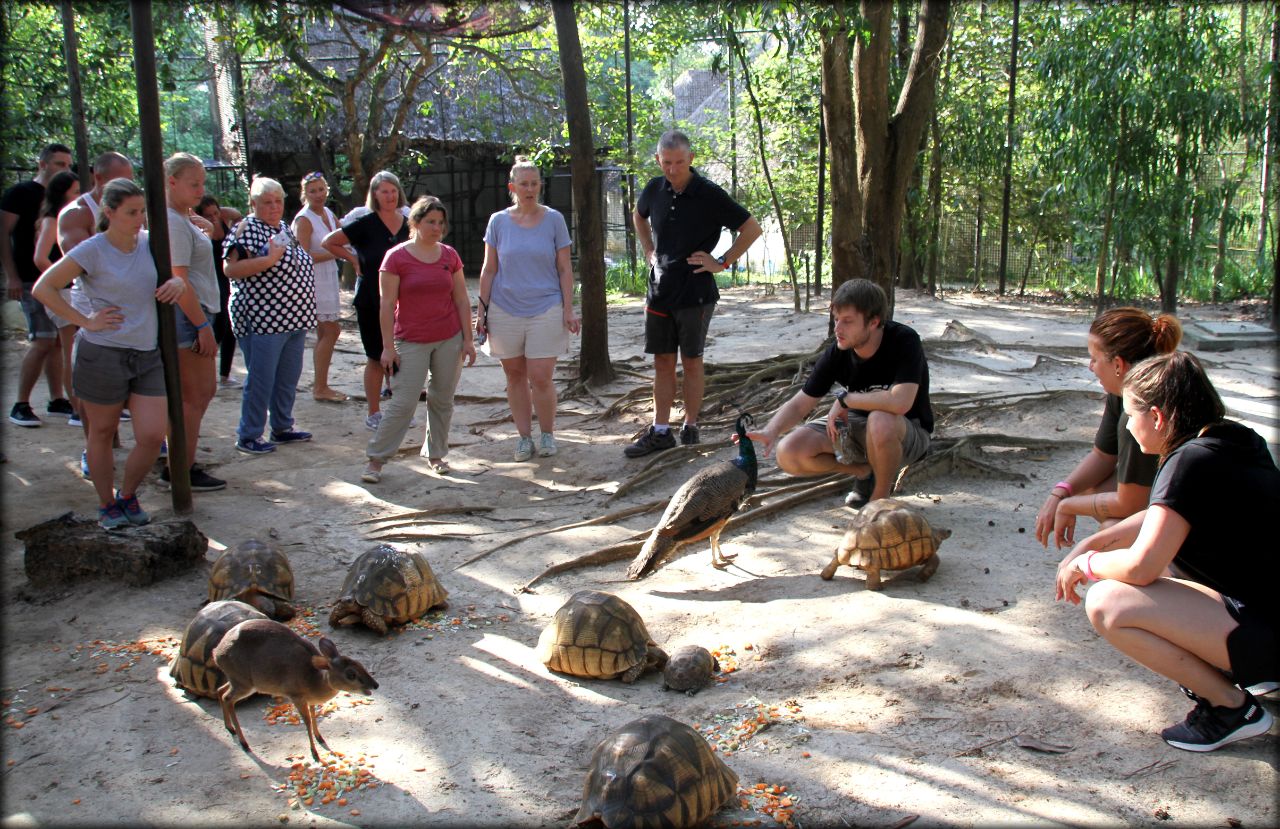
[661, 645, 719, 696]
[329, 545, 448, 635]
[208, 539, 296, 620]
[169, 600, 268, 699]
[820, 498, 949, 590]
[574, 714, 739, 829]
[536, 590, 668, 683]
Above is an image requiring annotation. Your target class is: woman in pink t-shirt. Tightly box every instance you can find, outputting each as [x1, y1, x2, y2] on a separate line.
[362, 197, 476, 482]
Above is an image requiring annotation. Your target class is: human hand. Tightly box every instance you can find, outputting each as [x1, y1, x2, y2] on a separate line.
[825, 400, 848, 446]
[741, 428, 776, 458]
[461, 341, 477, 367]
[1055, 552, 1090, 604]
[156, 277, 186, 304]
[563, 307, 580, 335]
[193, 325, 216, 356]
[687, 250, 723, 274]
[1053, 510, 1078, 551]
[84, 305, 124, 332]
[380, 347, 399, 376]
[1034, 493, 1062, 548]
[265, 239, 286, 266]
[188, 213, 214, 234]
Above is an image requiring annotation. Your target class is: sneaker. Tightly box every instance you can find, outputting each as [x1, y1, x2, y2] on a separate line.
[270, 429, 312, 444]
[218, 376, 242, 389]
[538, 433, 558, 457]
[119, 409, 131, 422]
[236, 437, 276, 455]
[1161, 691, 1273, 752]
[624, 426, 676, 458]
[114, 491, 150, 526]
[98, 502, 130, 530]
[679, 423, 700, 446]
[514, 435, 536, 462]
[360, 464, 382, 484]
[1244, 680, 1280, 697]
[46, 398, 74, 418]
[365, 412, 383, 431]
[159, 464, 227, 492]
[68, 413, 83, 428]
[158, 439, 168, 459]
[80, 450, 90, 479]
[844, 473, 876, 507]
[9, 402, 41, 427]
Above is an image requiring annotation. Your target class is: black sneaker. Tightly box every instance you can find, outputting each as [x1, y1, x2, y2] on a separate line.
[9, 402, 41, 427]
[160, 464, 227, 492]
[844, 473, 876, 507]
[624, 426, 676, 458]
[680, 424, 700, 446]
[46, 398, 74, 418]
[1161, 691, 1273, 752]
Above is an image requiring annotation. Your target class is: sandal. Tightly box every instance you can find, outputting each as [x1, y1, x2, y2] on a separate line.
[314, 390, 349, 403]
[361, 464, 382, 483]
[426, 458, 450, 474]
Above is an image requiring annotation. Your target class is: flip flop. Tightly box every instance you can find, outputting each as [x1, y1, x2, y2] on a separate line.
[314, 390, 349, 403]
[426, 458, 450, 474]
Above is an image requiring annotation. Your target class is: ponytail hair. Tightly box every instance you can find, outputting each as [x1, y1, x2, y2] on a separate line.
[1124, 351, 1225, 461]
[507, 155, 540, 204]
[163, 152, 204, 182]
[1089, 306, 1182, 365]
[96, 178, 144, 233]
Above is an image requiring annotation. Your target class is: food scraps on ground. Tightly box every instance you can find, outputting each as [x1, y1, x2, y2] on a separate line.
[272, 751, 382, 811]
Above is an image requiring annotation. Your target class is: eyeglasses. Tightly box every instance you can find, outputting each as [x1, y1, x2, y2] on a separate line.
[301, 171, 326, 184]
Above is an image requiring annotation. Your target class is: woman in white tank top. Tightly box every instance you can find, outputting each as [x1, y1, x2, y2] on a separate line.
[292, 172, 347, 402]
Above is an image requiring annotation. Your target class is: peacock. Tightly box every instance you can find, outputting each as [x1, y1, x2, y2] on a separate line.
[626, 413, 758, 580]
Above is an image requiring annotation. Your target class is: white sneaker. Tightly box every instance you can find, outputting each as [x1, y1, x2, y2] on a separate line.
[514, 435, 535, 462]
[365, 412, 382, 431]
[219, 376, 242, 389]
[1245, 680, 1280, 696]
[538, 433, 558, 457]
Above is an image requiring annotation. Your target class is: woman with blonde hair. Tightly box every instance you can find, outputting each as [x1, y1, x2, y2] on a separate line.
[1035, 307, 1182, 550]
[1056, 351, 1278, 751]
[32, 178, 187, 527]
[321, 170, 410, 430]
[292, 171, 346, 401]
[361, 197, 475, 483]
[476, 156, 579, 461]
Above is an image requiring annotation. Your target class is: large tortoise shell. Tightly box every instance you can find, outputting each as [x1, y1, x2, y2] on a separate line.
[536, 590, 666, 682]
[329, 545, 448, 633]
[169, 600, 268, 698]
[838, 499, 948, 570]
[574, 714, 739, 829]
[661, 645, 719, 695]
[207, 540, 295, 620]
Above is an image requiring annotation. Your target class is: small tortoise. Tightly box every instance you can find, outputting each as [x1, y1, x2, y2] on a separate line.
[169, 600, 268, 699]
[329, 545, 448, 635]
[821, 498, 949, 590]
[574, 714, 739, 829]
[208, 539, 296, 620]
[661, 645, 719, 696]
[537, 590, 668, 683]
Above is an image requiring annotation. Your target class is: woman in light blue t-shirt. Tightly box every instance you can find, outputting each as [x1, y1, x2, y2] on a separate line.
[476, 157, 580, 462]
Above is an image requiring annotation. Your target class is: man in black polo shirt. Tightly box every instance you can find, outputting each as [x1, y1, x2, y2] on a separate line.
[625, 130, 762, 457]
[746, 279, 932, 507]
[2, 143, 74, 427]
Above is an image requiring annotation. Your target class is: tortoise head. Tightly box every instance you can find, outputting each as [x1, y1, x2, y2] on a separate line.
[646, 643, 670, 675]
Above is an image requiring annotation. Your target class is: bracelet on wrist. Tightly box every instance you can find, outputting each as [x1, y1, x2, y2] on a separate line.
[1082, 551, 1097, 581]
[194, 320, 211, 331]
[1053, 480, 1074, 497]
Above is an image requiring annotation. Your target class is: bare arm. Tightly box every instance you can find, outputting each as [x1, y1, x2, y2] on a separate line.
[745, 389, 821, 458]
[477, 242, 498, 329]
[688, 215, 764, 274]
[293, 215, 335, 263]
[378, 268, 400, 374]
[1056, 506, 1188, 604]
[33, 217, 58, 272]
[839, 382, 918, 417]
[1, 209, 22, 299]
[321, 228, 358, 267]
[223, 240, 284, 280]
[451, 268, 476, 367]
[32, 256, 121, 332]
[555, 244, 579, 333]
[57, 203, 93, 254]
[632, 209, 653, 264]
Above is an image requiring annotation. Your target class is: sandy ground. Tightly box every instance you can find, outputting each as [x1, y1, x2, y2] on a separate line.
[1, 285, 1277, 828]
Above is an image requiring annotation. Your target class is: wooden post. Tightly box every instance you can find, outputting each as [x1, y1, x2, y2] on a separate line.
[60, 0, 91, 190]
[130, 0, 192, 513]
[623, 0, 637, 276]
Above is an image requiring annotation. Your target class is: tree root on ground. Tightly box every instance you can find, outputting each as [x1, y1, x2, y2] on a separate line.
[894, 433, 1091, 492]
[357, 505, 495, 526]
[933, 389, 1102, 429]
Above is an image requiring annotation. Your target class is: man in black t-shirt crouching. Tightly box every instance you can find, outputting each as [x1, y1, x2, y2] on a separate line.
[745, 279, 933, 507]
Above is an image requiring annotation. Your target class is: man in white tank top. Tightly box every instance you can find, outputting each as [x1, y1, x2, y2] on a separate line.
[57, 151, 133, 252]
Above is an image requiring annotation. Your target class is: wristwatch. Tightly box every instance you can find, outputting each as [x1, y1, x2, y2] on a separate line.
[837, 389, 852, 410]
[716, 255, 728, 267]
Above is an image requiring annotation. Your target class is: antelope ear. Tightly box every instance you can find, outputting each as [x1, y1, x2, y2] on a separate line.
[311, 656, 330, 670]
[317, 637, 339, 658]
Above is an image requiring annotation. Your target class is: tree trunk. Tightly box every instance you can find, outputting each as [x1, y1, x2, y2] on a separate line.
[552, 0, 613, 386]
[973, 191, 983, 288]
[996, 0, 1020, 295]
[1161, 132, 1188, 315]
[60, 0, 91, 191]
[1259, 2, 1279, 271]
[1094, 115, 1124, 313]
[821, 9, 859, 313]
[815, 90, 827, 299]
[926, 36, 951, 297]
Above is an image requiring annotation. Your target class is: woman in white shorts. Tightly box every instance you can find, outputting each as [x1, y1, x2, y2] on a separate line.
[476, 156, 580, 462]
[292, 172, 347, 402]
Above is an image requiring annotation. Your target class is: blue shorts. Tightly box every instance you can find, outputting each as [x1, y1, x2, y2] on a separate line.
[174, 305, 217, 349]
[19, 287, 57, 340]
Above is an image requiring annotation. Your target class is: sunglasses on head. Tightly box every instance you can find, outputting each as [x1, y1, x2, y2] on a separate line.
[301, 171, 326, 184]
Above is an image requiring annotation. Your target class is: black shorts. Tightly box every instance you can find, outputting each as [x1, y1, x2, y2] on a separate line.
[354, 298, 383, 361]
[644, 302, 715, 357]
[1224, 595, 1280, 688]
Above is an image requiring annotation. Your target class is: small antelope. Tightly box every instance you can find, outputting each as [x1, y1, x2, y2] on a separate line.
[211, 619, 378, 761]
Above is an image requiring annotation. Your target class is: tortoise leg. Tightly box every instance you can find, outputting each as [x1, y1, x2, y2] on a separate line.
[820, 551, 841, 581]
[620, 663, 643, 683]
[863, 567, 883, 591]
[362, 607, 389, 635]
[918, 554, 940, 582]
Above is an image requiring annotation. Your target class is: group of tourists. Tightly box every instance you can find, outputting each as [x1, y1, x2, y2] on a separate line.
[3, 131, 1276, 755]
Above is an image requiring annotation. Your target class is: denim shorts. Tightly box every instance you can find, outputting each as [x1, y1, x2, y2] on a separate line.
[643, 302, 715, 357]
[19, 287, 57, 340]
[72, 338, 167, 405]
[175, 305, 217, 349]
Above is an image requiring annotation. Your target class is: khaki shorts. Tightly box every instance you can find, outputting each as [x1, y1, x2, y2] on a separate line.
[803, 413, 931, 466]
[483, 302, 569, 360]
